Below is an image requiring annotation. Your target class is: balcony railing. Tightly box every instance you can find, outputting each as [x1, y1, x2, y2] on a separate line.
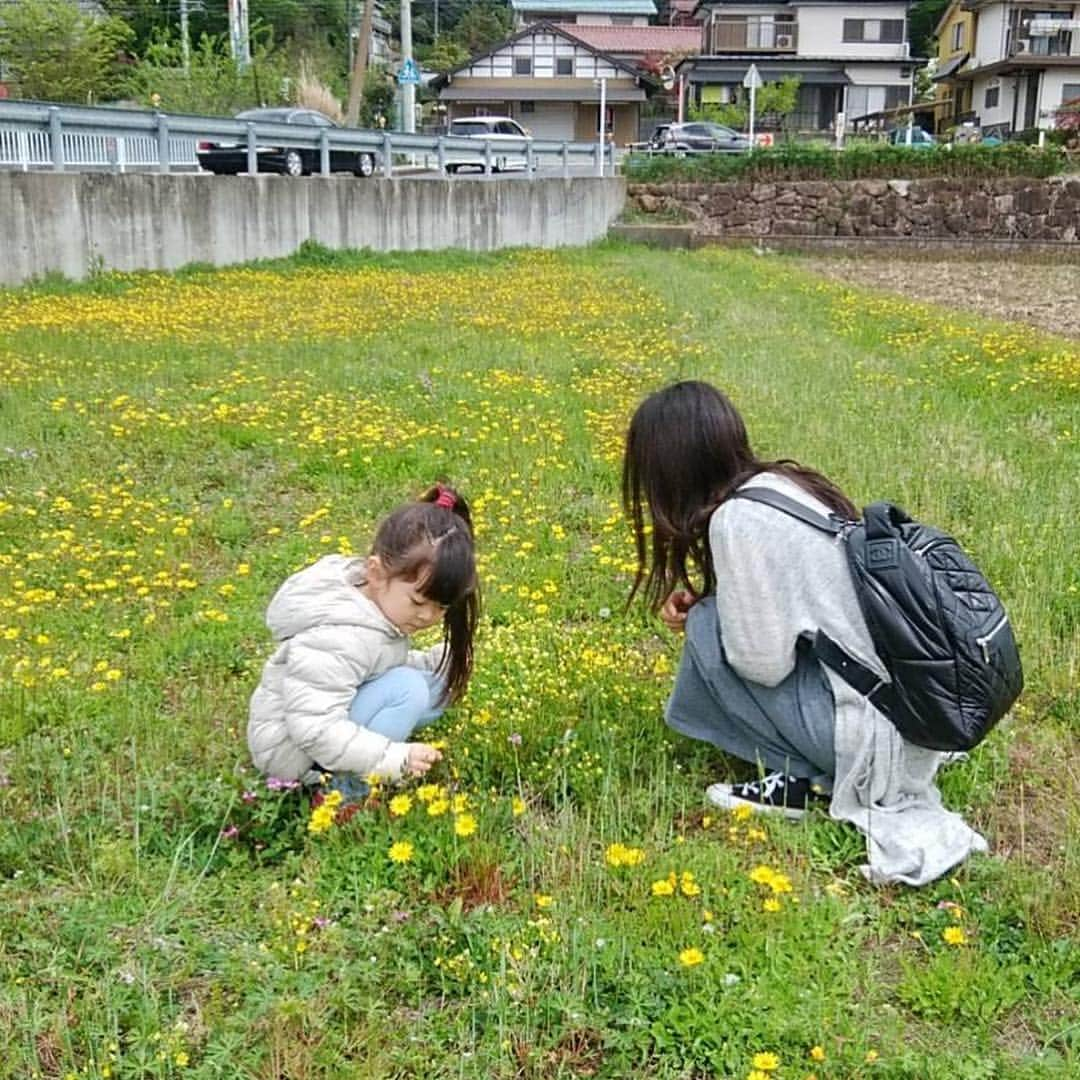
[706, 15, 798, 54]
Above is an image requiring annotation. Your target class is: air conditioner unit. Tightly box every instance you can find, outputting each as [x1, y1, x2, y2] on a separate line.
[1013, 38, 1030, 53]
[775, 33, 794, 48]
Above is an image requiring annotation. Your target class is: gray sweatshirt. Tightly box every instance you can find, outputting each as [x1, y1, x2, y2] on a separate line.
[711, 472, 987, 886]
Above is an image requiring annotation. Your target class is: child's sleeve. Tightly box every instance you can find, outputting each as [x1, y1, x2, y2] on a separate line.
[281, 627, 409, 779]
[405, 642, 448, 673]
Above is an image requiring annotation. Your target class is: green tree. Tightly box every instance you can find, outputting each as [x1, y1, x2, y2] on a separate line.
[692, 77, 802, 132]
[123, 30, 291, 116]
[0, 0, 133, 103]
[422, 36, 470, 73]
[359, 65, 396, 127]
[908, 0, 950, 58]
[452, 1, 513, 55]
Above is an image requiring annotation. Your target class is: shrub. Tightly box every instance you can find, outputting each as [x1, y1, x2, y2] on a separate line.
[623, 142, 1067, 183]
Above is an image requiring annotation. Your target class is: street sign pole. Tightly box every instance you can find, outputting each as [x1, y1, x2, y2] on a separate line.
[743, 63, 762, 147]
[401, 0, 415, 134]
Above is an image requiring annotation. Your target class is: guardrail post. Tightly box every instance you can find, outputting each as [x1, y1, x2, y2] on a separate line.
[437, 136, 446, 175]
[561, 142, 569, 180]
[246, 123, 258, 175]
[48, 107, 64, 171]
[382, 132, 393, 178]
[607, 140, 615, 176]
[118, 137, 127, 174]
[319, 129, 330, 177]
[595, 140, 603, 178]
[525, 140, 535, 178]
[155, 112, 170, 174]
[17, 129, 30, 172]
[484, 139, 493, 176]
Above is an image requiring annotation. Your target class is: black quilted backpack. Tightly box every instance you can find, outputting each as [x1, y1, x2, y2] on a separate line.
[733, 489, 1024, 752]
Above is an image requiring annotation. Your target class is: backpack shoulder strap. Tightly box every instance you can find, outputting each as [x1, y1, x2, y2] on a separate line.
[730, 487, 845, 536]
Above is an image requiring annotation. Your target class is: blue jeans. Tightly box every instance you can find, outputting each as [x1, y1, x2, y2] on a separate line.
[665, 597, 836, 790]
[327, 666, 446, 800]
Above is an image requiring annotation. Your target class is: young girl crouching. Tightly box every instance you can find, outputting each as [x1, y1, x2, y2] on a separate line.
[248, 485, 479, 799]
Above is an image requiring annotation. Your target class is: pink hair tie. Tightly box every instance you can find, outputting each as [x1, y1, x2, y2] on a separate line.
[434, 488, 456, 510]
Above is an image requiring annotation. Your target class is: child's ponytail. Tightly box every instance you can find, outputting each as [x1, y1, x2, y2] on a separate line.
[417, 484, 479, 704]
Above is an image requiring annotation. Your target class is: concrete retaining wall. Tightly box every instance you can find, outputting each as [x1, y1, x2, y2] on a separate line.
[0, 172, 626, 285]
[626, 177, 1080, 244]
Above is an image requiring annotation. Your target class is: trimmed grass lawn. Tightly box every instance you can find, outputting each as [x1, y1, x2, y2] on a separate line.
[0, 242, 1077, 1079]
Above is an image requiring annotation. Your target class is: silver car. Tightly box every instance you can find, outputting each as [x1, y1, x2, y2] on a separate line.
[650, 122, 751, 154]
[444, 116, 532, 174]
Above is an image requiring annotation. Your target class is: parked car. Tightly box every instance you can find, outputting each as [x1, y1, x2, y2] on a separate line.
[197, 107, 378, 177]
[886, 125, 936, 149]
[444, 116, 532, 174]
[649, 122, 751, 154]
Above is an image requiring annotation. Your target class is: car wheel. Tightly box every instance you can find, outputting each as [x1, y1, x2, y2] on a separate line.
[284, 150, 304, 177]
[354, 153, 375, 178]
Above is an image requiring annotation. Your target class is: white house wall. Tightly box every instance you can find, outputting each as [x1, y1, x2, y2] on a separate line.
[1040, 68, 1080, 116]
[844, 63, 910, 85]
[575, 14, 650, 24]
[971, 4, 1008, 68]
[461, 32, 625, 79]
[795, 3, 909, 60]
[971, 72, 1016, 128]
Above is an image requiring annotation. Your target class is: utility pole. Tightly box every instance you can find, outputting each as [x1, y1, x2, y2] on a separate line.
[180, 0, 191, 74]
[401, 0, 416, 133]
[228, 0, 251, 70]
[346, 0, 375, 126]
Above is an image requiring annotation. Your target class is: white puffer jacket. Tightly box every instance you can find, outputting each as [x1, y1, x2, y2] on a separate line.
[247, 555, 445, 782]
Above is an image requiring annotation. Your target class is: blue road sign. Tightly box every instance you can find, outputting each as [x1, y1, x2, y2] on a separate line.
[397, 58, 420, 85]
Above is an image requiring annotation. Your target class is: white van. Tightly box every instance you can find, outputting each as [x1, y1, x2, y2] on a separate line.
[444, 116, 532, 174]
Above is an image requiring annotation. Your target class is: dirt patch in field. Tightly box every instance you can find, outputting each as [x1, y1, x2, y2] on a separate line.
[791, 255, 1080, 341]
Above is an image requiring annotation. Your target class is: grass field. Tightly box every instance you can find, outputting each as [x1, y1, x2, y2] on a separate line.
[0, 242, 1078, 1080]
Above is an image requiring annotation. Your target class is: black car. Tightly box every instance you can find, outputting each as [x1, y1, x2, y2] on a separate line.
[197, 107, 378, 177]
[649, 122, 751, 153]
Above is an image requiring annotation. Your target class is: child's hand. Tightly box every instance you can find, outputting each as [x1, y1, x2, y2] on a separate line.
[660, 589, 695, 634]
[405, 743, 443, 776]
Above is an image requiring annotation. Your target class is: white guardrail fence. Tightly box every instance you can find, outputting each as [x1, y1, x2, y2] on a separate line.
[0, 100, 616, 178]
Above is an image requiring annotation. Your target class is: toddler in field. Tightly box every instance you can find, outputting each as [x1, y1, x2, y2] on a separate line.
[248, 485, 480, 799]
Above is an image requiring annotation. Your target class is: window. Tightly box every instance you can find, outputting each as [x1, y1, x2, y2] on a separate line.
[556, 56, 573, 76]
[884, 85, 908, 110]
[985, 85, 1000, 109]
[514, 57, 532, 76]
[611, 14, 635, 24]
[1063, 83, 1080, 105]
[520, 101, 536, 113]
[843, 19, 906, 43]
[951, 22, 965, 51]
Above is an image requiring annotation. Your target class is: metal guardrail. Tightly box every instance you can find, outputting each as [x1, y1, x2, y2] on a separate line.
[0, 100, 616, 178]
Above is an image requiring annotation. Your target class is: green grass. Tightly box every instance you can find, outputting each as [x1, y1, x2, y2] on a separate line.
[0, 242, 1078, 1079]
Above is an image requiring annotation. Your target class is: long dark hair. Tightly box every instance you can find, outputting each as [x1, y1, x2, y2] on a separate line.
[622, 380, 856, 610]
[370, 484, 480, 703]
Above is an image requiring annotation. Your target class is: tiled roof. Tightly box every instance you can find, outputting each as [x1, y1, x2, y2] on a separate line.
[512, 0, 657, 12]
[555, 23, 703, 54]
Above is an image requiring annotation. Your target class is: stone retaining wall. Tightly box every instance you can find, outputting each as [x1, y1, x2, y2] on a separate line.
[626, 177, 1080, 242]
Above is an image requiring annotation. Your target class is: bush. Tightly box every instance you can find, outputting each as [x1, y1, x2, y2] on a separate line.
[622, 142, 1068, 183]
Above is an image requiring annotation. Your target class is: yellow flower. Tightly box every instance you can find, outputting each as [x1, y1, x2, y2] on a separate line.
[511, 796, 526, 816]
[763, 897, 782, 913]
[534, 894, 553, 909]
[389, 794, 413, 817]
[452, 793, 470, 814]
[942, 926, 968, 946]
[680, 871, 701, 897]
[605, 842, 645, 868]
[427, 796, 450, 817]
[751, 1051, 780, 1071]
[810, 1045, 826, 1062]
[747, 1072, 771, 1080]
[678, 947, 704, 967]
[454, 812, 477, 837]
[416, 783, 443, 803]
[388, 840, 414, 864]
[865, 1049, 880, 1063]
[174, 1051, 189, 1067]
[307, 804, 336, 834]
[651, 878, 675, 897]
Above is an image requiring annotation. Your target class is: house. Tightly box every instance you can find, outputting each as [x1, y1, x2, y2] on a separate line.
[678, 0, 916, 132]
[511, 0, 657, 28]
[952, 1, 1080, 135]
[931, 0, 977, 132]
[551, 23, 703, 69]
[432, 21, 654, 144]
